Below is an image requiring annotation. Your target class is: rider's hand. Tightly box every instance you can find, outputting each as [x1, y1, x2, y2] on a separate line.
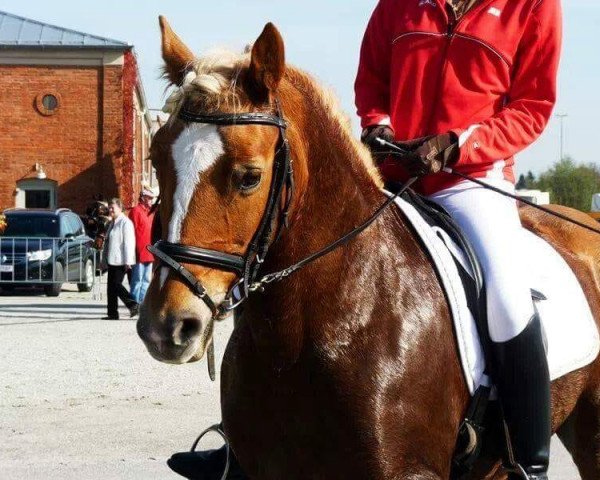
[401, 132, 459, 176]
[393, 136, 434, 153]
[361, 125, 395, 163]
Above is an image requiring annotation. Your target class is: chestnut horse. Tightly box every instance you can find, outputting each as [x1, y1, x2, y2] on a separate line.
[137, 18, 600, 479]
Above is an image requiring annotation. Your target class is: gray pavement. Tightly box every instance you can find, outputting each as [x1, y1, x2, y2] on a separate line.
[0, 285, 581, 479]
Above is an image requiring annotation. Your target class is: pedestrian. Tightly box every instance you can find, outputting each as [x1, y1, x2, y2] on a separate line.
[355, 1, 561, 478]
[128, 188, 156, 304]
[102, 198, 139, 320]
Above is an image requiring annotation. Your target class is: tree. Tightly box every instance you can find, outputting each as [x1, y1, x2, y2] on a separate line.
[526, 170, 536, 187]
[516, 171, 537, 190]
[534, 157, 600, 212]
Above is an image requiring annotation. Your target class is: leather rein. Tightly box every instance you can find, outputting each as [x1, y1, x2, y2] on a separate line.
[149, 100, 417, 324]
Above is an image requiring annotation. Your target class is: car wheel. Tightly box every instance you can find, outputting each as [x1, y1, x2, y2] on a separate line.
[45, 262, 64, 297]
[78, 258, 94, 292]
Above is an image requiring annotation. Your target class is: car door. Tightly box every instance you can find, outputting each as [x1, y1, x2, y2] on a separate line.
[65, 214, 86, 282]
[60, 214, 77, 281]
[70, 214, 90, 283]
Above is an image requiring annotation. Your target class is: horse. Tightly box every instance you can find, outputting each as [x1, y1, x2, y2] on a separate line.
[137, 17, 600, 479]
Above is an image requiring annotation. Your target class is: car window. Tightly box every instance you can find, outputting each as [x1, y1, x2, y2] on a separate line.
[63, 213, 78, 236]
[60, 216, 72, 237]
[1, 215, 60, 238]
[68, 215, 83, 236]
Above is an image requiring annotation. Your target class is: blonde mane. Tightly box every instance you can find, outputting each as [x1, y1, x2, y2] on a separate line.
[162, 48, 381, 186]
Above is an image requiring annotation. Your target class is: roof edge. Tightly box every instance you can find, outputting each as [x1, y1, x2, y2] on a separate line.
[0, 9, 130, 47]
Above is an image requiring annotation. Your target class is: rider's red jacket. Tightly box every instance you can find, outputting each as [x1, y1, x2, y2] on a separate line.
[355, 0, 562, 194]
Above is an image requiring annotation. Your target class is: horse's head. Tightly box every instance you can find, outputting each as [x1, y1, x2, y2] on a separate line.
[137, 17, 295, 364]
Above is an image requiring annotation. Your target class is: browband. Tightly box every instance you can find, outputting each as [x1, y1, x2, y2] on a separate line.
[179, 110, 288, 129]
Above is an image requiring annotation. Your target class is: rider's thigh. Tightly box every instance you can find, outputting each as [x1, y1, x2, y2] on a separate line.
[428, 178, 534, 342]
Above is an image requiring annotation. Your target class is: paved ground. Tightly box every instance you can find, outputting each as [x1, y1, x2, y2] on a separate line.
[0, 284, 581, 479]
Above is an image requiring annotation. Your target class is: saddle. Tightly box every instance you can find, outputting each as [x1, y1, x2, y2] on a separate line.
[396, 185, 599, 474]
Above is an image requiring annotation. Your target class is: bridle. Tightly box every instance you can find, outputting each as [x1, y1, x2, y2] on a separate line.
[148, 99, 295, 319]
[148, 99, 419, 325]
[147, 98, 418, 383]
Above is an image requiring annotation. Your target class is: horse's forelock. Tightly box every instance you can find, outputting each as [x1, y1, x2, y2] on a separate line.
[163, 48, 250, 117]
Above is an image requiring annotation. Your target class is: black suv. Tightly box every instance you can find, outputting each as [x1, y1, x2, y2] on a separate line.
[0, 208, 96, 296]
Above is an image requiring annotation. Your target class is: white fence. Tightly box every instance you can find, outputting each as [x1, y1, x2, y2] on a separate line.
[0, 237, 99, 292]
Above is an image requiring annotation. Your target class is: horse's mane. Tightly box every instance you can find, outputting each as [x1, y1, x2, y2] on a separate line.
[162, 47, 382, 187]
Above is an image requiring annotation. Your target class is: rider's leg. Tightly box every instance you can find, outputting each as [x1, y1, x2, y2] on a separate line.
[168, 312, 248, 479]
[429, 178, 551, 480]
[168, 444, 247, 480]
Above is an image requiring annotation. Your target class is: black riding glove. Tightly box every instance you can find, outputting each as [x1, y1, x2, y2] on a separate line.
[361, 125, 395, 163]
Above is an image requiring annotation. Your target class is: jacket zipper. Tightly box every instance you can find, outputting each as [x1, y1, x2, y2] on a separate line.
[425, 5, 457, 132]
[392, 31, 445, 44]
[426, 0, 497, 132]
[454, 32, 511, 67]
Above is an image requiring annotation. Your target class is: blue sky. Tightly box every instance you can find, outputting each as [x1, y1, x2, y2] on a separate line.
[2, 0, 598, 176]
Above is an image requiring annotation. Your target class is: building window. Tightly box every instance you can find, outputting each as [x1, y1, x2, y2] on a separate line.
[16, 179, 58, 209]
[42, 94, 58, 111]
[25, 190, 51, 208]
[35, 92, 61, 116]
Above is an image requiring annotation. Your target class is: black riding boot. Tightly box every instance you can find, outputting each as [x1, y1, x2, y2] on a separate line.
[168, 444, 247, 480]
[493, 314, 551, 480]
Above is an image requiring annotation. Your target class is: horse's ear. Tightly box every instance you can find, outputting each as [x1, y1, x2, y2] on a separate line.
[159, 16, 195, 86]
[248, 23, 285, 100]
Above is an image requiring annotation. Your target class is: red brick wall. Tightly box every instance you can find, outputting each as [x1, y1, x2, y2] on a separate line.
[100, 64, 125, 210]
[0, 61, 131, 214]
[121, 50, 137, 209]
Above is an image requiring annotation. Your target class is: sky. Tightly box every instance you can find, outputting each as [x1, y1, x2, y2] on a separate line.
[1, 0, 599, 177]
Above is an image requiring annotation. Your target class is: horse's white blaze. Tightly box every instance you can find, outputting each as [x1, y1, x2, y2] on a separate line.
[168, 123, 224, 243]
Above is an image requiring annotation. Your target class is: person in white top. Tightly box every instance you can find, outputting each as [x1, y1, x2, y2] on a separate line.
[102, 198, 138, 319]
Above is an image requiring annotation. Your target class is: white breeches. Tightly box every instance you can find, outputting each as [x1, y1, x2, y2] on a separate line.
[428, 178, 535, 343]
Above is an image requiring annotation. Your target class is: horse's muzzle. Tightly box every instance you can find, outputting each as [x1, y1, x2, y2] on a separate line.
[137, 306, 210, 364]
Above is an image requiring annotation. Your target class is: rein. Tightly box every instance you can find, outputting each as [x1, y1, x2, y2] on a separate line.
[247, 177, 418, 292]
[376, 137, 600, 237]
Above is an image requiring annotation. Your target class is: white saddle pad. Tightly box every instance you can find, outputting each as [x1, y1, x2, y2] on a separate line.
[394, 196, 600, 394]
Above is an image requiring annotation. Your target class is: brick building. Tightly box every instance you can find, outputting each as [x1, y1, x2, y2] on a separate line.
[0, 10, 154, 213]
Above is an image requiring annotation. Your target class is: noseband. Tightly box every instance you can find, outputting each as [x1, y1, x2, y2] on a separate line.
[148, 100, 295, 319]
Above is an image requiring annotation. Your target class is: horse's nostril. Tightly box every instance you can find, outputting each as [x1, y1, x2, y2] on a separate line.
[173, 317, 202, 346]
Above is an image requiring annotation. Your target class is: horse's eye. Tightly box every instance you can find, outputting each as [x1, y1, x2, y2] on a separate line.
[235, 169, 262, 192]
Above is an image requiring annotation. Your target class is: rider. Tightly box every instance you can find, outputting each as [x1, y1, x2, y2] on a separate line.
[357, 1, 561, 479]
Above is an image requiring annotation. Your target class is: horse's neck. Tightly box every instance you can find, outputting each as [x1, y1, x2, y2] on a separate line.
[269, 113, 384, 277]
[245, 119, 411, 368]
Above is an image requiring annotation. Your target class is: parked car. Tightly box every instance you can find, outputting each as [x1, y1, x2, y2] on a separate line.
[0, 208, 96, 296]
